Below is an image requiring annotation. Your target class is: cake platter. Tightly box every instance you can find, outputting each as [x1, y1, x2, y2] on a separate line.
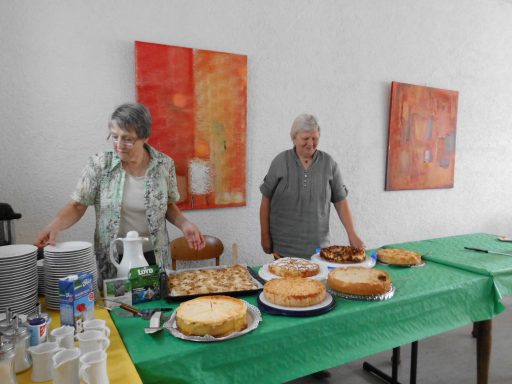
[257, 292, 336, 317]
[258, 262, 329, 282]
[310, 253, 376, 270]
[377, 260, 426, 268]
[327, 285, 395, 302]
[164, 303, 261, 342]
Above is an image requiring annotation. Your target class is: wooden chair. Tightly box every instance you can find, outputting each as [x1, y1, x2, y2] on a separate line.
[272, 252, 282, 260]
[170, 235, 224, 270]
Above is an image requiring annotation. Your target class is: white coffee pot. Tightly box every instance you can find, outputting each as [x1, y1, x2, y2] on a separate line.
[109, 231, 148, 278]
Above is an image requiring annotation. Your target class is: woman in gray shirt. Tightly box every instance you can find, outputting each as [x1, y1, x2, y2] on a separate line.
[260, 114, 364, 259]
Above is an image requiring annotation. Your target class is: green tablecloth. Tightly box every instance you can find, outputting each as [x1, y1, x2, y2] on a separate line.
[112, 262, 502, 384]
[384, 233, 512, 300]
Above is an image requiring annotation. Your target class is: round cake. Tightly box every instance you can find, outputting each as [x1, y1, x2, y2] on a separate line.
[327, 267, 391, 296]
[176, 295, 248, 337]
[268, 257, 320, 278]
[320, 245, 366, 263]
[377, 248, 422, 265]
[263, 277, 326, 307]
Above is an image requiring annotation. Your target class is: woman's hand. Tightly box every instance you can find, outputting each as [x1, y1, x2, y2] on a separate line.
[35, 226, 60, 248]
[348, 233, 365, 250]
[261, 233, 273, 254]
[181, 221, 205, 251]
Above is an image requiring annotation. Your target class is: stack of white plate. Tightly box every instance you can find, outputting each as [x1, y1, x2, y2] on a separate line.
[43, 241, 98, 310]
[0, 244, 38, 315]
[37, 259, 45, 295]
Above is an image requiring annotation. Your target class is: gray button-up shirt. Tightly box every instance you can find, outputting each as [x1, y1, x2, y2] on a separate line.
[260, 148, 348, 258]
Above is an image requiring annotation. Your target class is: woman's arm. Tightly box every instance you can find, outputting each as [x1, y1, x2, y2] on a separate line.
[166, 203, 205, 250]
[334, 199, 365, 249]
[35, 200, 88, 247]
[260, 195, 273, 253]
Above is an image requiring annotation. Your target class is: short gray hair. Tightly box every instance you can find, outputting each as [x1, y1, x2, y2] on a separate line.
[109, 103, 152, 139]
[290, 114, 320, 140]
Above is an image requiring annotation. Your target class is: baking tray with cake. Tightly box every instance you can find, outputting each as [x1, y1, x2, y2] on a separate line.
[257, 292, 336, 317]
[165, 264, 265, 302]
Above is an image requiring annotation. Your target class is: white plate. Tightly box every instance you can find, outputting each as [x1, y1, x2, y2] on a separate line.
[165, 302, 261, 342]
[44, 241, 92, 253]
[258, 261, 329, 281]
[0, 245, 37, 258]
[310, 253, 376, 270]
[258, 291, 334, 312]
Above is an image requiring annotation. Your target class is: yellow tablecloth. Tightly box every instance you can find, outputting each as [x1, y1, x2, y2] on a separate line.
[17, 301, 142, 384]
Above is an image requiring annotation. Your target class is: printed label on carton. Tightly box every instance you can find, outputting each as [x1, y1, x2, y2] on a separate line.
[129, 266, 160, 304]
[59, 272, 95, 331]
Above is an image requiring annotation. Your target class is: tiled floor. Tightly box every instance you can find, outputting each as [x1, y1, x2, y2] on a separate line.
[288, 297, 512, 384]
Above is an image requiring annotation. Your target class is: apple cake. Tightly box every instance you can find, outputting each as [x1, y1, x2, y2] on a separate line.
[168, 264, 258, 296]
[176, 295, 248, 337]
[327, 267, 391, 296]
[268, 257, 320, 278]
[377, 248, 422, 265]
[263, 277, 326, 307]
[320, 245, 366, 263]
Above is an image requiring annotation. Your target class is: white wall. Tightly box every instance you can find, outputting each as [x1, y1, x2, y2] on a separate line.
[1, 0, 512, 266]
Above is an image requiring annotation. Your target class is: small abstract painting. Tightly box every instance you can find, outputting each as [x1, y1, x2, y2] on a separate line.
[135, 41, 247, 210]
[385, 82, 459, 191]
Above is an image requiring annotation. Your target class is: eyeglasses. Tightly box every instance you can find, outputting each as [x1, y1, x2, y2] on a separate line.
[108, 133, 138, 148]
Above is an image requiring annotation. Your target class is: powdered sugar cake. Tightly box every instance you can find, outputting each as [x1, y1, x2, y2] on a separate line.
[268, 257, 320, 278]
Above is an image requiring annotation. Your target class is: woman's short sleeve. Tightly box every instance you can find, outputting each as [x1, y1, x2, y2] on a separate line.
[71, 155, 102, 206]
[260, 155, 282, 198]
[330, 161, 349, 203]
[166, 159, 180, 203]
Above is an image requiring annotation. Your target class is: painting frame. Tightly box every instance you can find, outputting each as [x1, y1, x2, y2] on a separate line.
[385, 81, 459, 191]
[135, 41, 247, 210]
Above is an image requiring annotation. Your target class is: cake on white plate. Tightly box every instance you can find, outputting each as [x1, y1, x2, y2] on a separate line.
[320, 245, 366, 263]
[327, 267, 391, 296]
[176, 295, 248, 337]
[263, 277, 326, 307]
[268, 257, 320, 278]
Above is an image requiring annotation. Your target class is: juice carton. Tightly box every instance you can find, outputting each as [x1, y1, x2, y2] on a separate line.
[129, 265, 160, 304]
[59, 272, 95, 331]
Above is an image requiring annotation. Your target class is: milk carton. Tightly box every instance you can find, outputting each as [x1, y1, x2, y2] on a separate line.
[59, 273, 95, 331]
[129, 265, 161, 304]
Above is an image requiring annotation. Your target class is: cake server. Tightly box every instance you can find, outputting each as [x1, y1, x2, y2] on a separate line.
[464, 247, 512, 257]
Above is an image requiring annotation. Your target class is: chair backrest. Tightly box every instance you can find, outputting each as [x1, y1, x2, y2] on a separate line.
[170, 235, 224, 270]
[272, 252, 282, 260]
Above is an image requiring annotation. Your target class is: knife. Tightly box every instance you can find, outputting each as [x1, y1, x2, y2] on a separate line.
[464, 247, 512, 257]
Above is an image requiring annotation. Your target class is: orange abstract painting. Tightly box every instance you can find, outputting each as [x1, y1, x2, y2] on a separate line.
[385, 82, 459, 191]
[135, 41, 247, 210]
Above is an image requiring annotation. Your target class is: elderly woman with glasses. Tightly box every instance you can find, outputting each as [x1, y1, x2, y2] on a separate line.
[36, 103, 205, 285]
[260, 113, 364, 260]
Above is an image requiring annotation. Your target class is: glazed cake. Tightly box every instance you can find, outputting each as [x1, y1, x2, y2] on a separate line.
[263, 277, 326, 307]
[176, 295, 248, 337]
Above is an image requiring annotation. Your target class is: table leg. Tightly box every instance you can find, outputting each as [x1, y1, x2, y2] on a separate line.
[475, 320, 492, 384]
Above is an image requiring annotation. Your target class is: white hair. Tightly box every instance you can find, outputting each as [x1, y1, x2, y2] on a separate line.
[290, 114, 320, 140]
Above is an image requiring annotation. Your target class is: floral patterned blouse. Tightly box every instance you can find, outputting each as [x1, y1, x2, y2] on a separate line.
[71, 144, 180, 286]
